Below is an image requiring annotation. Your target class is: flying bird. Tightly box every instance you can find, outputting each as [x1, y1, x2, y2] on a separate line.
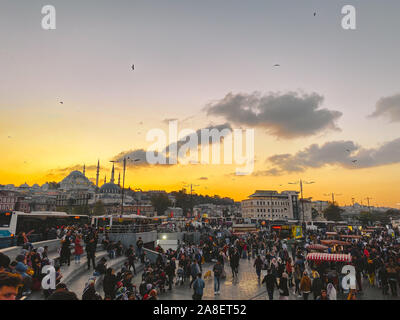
[345, 149, 351, 152]
[8, 136, 11, 139]
[273, 64, 280, 67]
[132, 64, 134, 70]
[352, 160, 357, 163]
[314, 12, 316, 16]
[59, 101, 64, 105]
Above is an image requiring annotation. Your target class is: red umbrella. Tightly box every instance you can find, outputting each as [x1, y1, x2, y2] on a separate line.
[339, 235, 362, 239]
[321, 240, 352, 246]
[307, 244, 329, 251]
[306, 252, 352, 262]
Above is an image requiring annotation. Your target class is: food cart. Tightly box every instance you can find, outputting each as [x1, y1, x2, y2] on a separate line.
[306, 252, 352, 263]
[306, 244, 329, 252]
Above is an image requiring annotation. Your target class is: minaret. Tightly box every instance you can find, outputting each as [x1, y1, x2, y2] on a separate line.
[118, 172, 121, 186]
[104, 175, 107, 184]
[95, 160, 100, 188]
[83, 164, 86, 177]
[110, 163, 115, 184]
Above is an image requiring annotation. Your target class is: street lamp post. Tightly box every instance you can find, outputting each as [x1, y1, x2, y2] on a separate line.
[184, 183, 199, 218]
[288, 179, 315, 225]
[135, 188, 143, 215]
[120, 157, 140, 216]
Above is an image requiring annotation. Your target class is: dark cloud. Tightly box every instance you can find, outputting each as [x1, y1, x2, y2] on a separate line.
[114, 123, 233, 167]
[369, 93, 400, 122]
[205, 91, 342, 138]
[113, 149, 160, 167]
[253, 168, 282, 176]
[258, 138, 400, 175]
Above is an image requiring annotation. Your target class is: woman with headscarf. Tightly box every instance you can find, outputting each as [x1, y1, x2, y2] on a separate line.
[278, 272, 290, 300]
[326, 283, 337, 300]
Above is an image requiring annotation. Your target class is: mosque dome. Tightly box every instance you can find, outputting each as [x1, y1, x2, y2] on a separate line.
[100, 182, 121, 194]
[60, 170, 93, 190]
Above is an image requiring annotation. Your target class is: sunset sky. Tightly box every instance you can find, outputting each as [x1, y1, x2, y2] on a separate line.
[1, 1, 400, 207]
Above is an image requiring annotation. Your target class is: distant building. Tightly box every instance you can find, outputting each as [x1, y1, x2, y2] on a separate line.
[241, 190, 300, 221]
[0, 191, 18, 211]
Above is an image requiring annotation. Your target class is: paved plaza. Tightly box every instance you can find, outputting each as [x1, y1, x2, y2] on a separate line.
[132, 258, 400, 301]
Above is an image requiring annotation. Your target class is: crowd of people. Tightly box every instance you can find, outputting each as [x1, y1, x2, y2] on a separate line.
[1, 220, 400, 301]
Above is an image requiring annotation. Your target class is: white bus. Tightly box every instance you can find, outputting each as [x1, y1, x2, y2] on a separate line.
[0, 211, 89, 238]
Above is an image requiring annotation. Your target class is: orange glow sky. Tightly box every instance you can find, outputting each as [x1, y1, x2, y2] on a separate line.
[1, 1, 400, 207]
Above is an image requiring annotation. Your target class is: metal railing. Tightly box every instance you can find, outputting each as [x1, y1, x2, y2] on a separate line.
[107, 224, 157, 234]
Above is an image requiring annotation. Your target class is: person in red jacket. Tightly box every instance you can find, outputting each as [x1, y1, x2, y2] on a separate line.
[74, 234, 84, 264]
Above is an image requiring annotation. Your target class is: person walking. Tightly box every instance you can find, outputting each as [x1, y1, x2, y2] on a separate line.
[254, 255, 263, 282]
[85, 229, 97, 270]
[278, 272, 290, 300]
[127, 245, 137, 275]
[192, 273, 205, 300]
[213, 260, 223, 295]
[189, 260, 200, 288]
[311, 272, 323, 300]
[262, 269, 278, 300]
[136, 237, 144, 262]
[74, 234, 84, 264]
[300, 271, 312, 300]
[293, 264, 302, 297]
[60, 231, 72, 267]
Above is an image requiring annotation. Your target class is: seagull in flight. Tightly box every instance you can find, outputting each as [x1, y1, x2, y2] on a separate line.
[314, 12, 317, 16]
[273, 64, 280, 67]
[59, 101, 64, 105]
[132, 64, 134, 70]
[352, 160, 358, 163]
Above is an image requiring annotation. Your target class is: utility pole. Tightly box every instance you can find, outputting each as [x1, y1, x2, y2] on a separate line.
[365, 197, 372, 213]
[121, 158, 126, 216]
[184, 183, 199, 218]
[324, 193, 342, 206]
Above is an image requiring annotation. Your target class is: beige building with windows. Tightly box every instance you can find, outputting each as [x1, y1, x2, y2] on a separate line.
[241, 190, 300, 221]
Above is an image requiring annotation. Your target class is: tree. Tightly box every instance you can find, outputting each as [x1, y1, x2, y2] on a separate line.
[358, 211, 373, 225]
[323, 204, 344, 221]
[151, 193, 172, 216]
[93, 200, 105, 216]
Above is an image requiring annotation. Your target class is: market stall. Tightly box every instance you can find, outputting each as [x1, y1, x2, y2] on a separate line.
[306, 244, 329, 251]
[306, 252, 352, 263]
